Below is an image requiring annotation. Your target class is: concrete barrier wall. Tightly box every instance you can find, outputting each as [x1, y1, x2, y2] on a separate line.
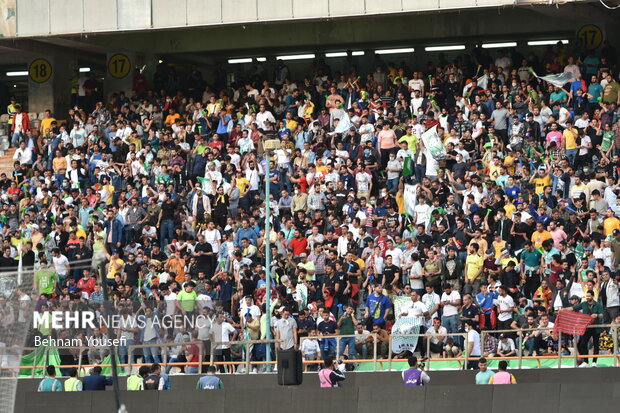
[15, 369, 620, 413]
[13, 0, 557, 37]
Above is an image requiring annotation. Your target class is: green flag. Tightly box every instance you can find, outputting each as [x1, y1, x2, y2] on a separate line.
[402, 155, 413, 177]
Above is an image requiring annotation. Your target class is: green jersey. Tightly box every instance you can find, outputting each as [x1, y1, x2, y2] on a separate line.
[177, 290, 197, 312]
[35, 269, 57, 295]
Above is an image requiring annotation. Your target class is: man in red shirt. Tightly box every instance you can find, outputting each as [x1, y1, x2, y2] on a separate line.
[77, 269, 96, 298]
[289, 229, 308, 257]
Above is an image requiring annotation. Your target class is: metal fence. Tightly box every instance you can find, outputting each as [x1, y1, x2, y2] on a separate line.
[1, 323, 618, 376]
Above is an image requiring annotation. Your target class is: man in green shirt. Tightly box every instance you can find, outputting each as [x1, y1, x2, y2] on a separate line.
[337, 305, 358, 359]
[572, 290, 604, 367]
[38, 365, 62, 392]
[176, 281, 197, 314]
[35, 260, 58, 296]
[475, 358, 495, 384]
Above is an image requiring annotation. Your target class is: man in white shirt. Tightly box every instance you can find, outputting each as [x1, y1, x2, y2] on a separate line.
[421, 284, 440, 327]
[239, 296, 261, 326]
[255, 105, 276, 129]
[494, 286, 515, 331]
[399, 291, 428, 325]
[13, 141, 32, 165]
[440, 283, 462, 342]
[465, 320, 481, 369]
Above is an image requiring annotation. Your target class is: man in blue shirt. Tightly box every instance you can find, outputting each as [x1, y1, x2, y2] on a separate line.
[364, 283, 392, 330]
[476, 283, 498, 329]
[216, 109, 231, 143]
[235, 219, 258, 247]
[82, 366, 114, 390]
[196, 365, 224, 389]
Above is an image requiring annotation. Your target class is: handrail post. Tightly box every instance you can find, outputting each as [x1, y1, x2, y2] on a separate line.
[388, 335, 392, 371]
[517, 329, 522, 369]
[574, 330, 579, 367]
[128, 344, 133, 373]
[78, 346, 84, 375]
[426, 332, 431, 370]
[163, 343, 168, 372]
[464, 334, 468, 370]
[43, 347, 50, 377]
[373, 333, 377, 372]
[336, 336, 340, 361]
[557, 331, 562, 368]
[613, 323, 618, 367]
[209, 341, 215, 366]
[31, 347, 39, 378]
[245, 341, 251, 374]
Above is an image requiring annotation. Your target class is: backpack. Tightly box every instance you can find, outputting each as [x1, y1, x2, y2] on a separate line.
[143, 374, 161, 390]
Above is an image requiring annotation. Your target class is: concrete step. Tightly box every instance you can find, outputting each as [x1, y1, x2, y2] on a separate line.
[0, 148, 17, 177]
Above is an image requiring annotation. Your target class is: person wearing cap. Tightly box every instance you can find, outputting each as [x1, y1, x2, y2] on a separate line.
[496, 333, 516, 357]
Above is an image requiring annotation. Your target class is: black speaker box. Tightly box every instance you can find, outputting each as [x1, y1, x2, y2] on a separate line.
[277, 349, 303, 385]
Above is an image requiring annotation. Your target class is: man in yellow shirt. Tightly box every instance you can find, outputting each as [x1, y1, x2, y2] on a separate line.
[531, 222, 552, 250]
[165, 109, 180, 125]
[39, 110, 56, 135]
[603, 209, 620, 236]
[529, 167, 551, 195]
[563, 120, 578, 165]
[464, 243, 484, 294]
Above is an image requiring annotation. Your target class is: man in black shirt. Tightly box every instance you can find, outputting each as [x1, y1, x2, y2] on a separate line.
[149, 245, 167, 262]
[123, 253, 141, 287]
[382, 255, 401, 287]
[194, 235, 214, 277]
[158, 193, 177, 249]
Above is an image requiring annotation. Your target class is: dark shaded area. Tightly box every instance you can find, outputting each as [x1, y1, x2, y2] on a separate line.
[15, 368, 620, 412]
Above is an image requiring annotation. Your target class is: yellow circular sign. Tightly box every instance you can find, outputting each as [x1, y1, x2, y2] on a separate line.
[107, 53, 131, 79]
[28, 58, 52, 83]
[577, 24, 603, 50]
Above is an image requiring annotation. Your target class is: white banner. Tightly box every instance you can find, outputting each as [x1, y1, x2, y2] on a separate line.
[421, 125, 446, 162]
[391, 296, 422, 353]
[404, 184, 417, 217]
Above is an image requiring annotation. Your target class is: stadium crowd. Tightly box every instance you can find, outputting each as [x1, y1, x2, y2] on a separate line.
[2, 40, 620, 375]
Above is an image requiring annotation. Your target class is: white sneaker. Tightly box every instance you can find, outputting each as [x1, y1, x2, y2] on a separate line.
[579, 362, 589, 368]
[592, 362, 597, 367]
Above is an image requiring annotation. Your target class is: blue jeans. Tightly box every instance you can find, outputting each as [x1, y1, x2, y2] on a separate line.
[142, 339, 161, 364]
[11, 132, 21, 147]
[386, 177, 399, 194]
[159, 219, 174, 249]
[442, 314, 460, 346]
[118, 339, 135, 366]
[186, 366, 199, 374]
[339, 337, 357, 359]
[320, 338, 337, 360]
[566, 149, 578, 166]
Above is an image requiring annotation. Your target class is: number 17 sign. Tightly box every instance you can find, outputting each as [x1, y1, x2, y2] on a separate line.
[107, 53, 131, 79]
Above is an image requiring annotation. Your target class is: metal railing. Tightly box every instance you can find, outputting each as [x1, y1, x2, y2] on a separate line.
[2, 323, 618, 375]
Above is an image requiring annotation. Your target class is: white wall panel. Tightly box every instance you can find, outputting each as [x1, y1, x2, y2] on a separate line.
[404, 0, 443, 11]
[153, 0, 187, 27]
[83, 0, 118, 31]
[293, 0, 328, 18]
[258, 0, 293, 21]
[187, 0, 222, 24]
[50, 0, 83, 34]
[222, 0, 256, 23]
[16, 0, 50, 36]
[366, 0, 402, 14]
[436, 0, 478, 9]
[117, 0, 151, 30]
[329, 0, 365, 17]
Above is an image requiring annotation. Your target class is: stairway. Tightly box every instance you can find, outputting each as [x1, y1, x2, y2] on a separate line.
[0, 147, 17, 177]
